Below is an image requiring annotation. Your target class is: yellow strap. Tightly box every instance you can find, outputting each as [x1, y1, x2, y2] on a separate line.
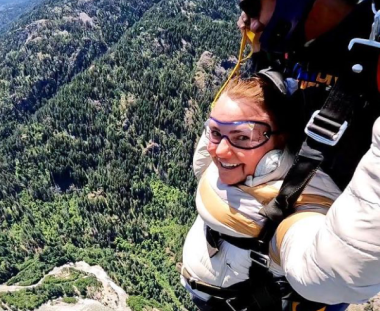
[210, 29, 255, 109]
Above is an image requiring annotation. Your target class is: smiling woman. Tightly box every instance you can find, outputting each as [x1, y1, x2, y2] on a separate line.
[178, 71, 345, 311]
[206, 77, 286, 185]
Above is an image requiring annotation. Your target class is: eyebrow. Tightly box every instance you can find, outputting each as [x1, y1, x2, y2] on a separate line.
[211, 126, 251, 134]
[229, 130, 247, 134]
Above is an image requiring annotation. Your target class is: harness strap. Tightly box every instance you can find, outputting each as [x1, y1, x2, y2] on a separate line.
[259, 69, 366, 236]
[206, 226, 266, 251]
[176, 263, 248, 299]
[179, 226, 328, 311]
[205, 227, 318, 300]
[264, 1, 380, 226]
[177, 261, 285, 311]
[258, 154, 322, 224]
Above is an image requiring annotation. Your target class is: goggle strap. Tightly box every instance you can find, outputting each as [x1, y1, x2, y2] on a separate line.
[264, 130, 282, 138]
[210, 30, 255, 109]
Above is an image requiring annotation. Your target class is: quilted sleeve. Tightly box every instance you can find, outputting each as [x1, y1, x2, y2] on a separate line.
[277, 117, 380, 304]
[193, 130, 212, 180]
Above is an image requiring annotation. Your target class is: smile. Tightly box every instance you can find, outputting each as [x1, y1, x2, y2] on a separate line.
[219, 160, 242, 169]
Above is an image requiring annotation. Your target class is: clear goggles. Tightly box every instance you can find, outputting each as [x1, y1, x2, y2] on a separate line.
[205, 117, 280, 150]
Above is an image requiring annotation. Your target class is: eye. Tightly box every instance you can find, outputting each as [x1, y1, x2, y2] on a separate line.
[210, 130, 222, 138]
[236, 135, 250, 141]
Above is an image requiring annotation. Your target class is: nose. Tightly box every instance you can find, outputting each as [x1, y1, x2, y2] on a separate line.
[215, 137, 233, 158]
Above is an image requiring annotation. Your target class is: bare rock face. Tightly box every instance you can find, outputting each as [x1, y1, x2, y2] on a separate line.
[184, 99, 198, 129]
[194, 51, 215, 91]
[196, 51, 214, 71]
[79, 12, 94, 26]
[143, 140, 160, 155]
[0, 262, 131, 311]
[348, 294, 380, 311]
[194, 51, 233, 91]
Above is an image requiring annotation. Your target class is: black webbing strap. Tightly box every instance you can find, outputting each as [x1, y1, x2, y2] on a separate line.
[207, 288, 280, 311]
[206, 226, 267, 251]
[259, 153, 322, 224]
[259, 74, 363, 235]
[308, 86, 356, 140]
[201, 227, 327, 311]
[177, 262, 247, 299]
[188, 280, 246, 299]
[260, 18, 380, 229]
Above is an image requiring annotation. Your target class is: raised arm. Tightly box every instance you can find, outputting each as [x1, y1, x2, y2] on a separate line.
[275, 117, 380, 304]
[193, 130, 212, 180]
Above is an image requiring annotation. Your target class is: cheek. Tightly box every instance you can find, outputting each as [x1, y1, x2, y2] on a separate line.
[236, 150, 259, 171]
[207, 142, 216, 157]
[237, 147, 271, 174]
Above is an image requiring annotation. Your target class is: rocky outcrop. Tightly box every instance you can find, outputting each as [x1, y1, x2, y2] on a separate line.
[194, 51, 237, 92]
[348, 295, 380, 311]
[0, 262, 131, 311]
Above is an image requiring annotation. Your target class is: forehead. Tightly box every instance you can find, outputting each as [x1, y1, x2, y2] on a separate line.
[211, 93, 271, 123]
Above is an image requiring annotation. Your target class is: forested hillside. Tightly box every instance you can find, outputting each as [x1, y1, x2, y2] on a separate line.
[0, 0, 162, 127]
[0, 0, 240, 309]
[0, 0, 41, 33]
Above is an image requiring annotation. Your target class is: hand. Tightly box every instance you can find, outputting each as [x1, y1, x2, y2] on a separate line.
[237, 0, 276, 33]
[237, 11, 265, 33]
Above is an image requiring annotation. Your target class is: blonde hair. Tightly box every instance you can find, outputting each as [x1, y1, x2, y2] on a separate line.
[221, 76, 303, 152]
[223, 77, 265, 108]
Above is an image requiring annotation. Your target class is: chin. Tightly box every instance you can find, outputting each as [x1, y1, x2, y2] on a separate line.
[219, 174, 244, 186]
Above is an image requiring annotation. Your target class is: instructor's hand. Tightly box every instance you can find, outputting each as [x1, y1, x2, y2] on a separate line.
[237, 11, 265, 33]
[237, 0, 275, 33]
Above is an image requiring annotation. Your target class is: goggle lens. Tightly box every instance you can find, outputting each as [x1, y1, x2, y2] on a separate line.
[205, 117, 276, 150]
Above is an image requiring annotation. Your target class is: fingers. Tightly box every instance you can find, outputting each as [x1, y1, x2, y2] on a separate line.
[237, 12, 265, 33]
[237, 12, 249, 30]
[241, 11, 249, 24]
[250, 19, 265, 33]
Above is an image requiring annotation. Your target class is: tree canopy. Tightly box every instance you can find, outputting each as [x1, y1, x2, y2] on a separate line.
[0, 0, 240, 309]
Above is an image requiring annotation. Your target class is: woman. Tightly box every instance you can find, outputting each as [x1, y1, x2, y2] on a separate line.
[180, 72, 380, 311]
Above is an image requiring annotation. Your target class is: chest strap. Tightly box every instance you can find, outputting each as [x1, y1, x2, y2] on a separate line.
[177, 262, 286, 311]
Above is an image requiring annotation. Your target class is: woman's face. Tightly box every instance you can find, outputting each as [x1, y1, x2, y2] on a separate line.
[207, 93, 280, 185]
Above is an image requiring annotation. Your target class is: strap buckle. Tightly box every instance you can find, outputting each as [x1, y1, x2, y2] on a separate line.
[305, 110, 348, 146]
[348, 5, 380, 50]
[250, 250, 271, 269]
[226, 297, 248, 311]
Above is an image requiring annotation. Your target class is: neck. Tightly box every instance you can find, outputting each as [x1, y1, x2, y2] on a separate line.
[304, 0, 355, 42]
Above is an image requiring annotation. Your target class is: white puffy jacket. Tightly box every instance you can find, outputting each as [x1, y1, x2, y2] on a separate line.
[182, 117, 380, 305]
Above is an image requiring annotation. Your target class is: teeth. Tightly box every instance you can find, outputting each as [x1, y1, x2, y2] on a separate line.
[220, 161, 240, 168]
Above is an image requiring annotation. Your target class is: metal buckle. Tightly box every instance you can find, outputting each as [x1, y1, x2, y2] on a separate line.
[348, 4, 380, 51]
[226, 297, 248, 311]
[305, 110, 348, 146]
[250, 250, 271, 268]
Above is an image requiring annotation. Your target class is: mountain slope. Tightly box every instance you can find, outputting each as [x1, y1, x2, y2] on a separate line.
[0, 0, 240, 309]
[0, 0, 42, 33]
[0, 0, 161, 125]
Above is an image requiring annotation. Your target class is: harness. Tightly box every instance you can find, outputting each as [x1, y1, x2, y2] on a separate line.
[179, 2, 380, 310]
